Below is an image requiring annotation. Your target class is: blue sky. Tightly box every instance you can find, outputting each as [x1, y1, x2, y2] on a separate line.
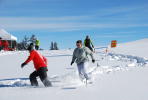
[0, 0, 148, 49]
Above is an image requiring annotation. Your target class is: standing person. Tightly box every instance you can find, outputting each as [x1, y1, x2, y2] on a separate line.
[21, 43, 52, 87]
[71, 40, 95, 81]
[3, 40, 9, 51]
[0, 37, 2, 51]
[35, 39, 40, 50]
[84, 35, 94, 52]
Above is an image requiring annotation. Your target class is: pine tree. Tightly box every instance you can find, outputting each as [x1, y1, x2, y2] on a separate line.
[30, 34, 36, 44]
[22, 35, 30, 49]
[50, 41, 54, 50]
[54, 42, 59, 50]
[50, 41, 59, 50]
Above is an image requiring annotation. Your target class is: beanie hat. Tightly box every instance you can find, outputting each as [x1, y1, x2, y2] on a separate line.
[27, 43, 34, 51]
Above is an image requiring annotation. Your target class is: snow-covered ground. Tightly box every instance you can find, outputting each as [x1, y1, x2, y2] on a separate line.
[0, 38, 148, 100]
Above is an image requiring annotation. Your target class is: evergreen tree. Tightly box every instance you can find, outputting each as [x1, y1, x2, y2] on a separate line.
[30, 34, 37, 44]
[50, 41, 54, 50]
[54, 42, 59, 50]
[50, 41, 59, 50]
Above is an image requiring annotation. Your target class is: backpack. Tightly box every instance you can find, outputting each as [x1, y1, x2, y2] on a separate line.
[85, 38, 91, 47]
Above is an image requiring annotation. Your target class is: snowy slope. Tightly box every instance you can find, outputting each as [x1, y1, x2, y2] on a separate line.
[0, 38, 148, 100]
[109, 38, 148, 58]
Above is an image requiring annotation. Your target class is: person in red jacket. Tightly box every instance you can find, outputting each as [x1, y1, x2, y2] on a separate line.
[21, 43, 52, 87]
[0, 37, 2, 51]
[3, 40, 9, 51]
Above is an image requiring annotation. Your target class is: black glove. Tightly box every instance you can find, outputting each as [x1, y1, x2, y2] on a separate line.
[21, 63, 27, 68]
[71, 61, 74, 65]
[92, 59, 95, 63]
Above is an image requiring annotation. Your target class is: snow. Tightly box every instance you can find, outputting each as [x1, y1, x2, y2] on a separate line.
[109, 38, 148, 58]
[0, 38, 148, 100]
[0, 29, 17, 40]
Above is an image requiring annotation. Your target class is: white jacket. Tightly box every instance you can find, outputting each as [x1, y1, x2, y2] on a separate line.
[72, 47, 95, 64]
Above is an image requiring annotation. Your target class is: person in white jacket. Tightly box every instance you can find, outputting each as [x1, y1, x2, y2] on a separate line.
[71, 40, 95, 81]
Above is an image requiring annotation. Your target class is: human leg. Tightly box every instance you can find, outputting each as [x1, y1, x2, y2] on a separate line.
[38, 67, 52, 87]
[83, 62, 89, 80]
[77, 62, 89, 80]
[29, 71, 39, 86]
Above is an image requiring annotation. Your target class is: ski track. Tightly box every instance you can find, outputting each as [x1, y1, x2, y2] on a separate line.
[0, 50, 148, 89]
[0, 51, 26, 56]
[108, 53, 148, 66]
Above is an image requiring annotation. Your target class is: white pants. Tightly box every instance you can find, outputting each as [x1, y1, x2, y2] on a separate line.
[77, 62, 89, 80]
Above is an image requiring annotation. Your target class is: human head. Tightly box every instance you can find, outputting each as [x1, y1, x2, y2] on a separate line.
[86, 35, 89, 39]
[76, 40, 82, 48]
[27, 43, 34, 51]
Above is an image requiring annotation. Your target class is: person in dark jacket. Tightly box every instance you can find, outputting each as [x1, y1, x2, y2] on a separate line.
[84, 35, 94, 52]
[21, 43, 52, 87]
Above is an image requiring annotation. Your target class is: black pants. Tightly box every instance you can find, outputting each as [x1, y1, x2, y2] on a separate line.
[0, 46, 3, 51]
[29, 67, 52, 87]
[87, 46, 93, 52]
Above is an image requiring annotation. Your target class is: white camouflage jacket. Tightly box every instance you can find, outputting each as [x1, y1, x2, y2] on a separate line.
[71, 47, 95, 64]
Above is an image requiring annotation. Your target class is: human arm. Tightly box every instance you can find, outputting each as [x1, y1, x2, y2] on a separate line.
[24, 52, 35, 64]
[21, 52, 34, 68]
[90, 40, 94, 48]
[85, 47, 95, 63]
[71, 49, 77, 65]
[83, 40, 86, 47]
[43, 56, 47, 65]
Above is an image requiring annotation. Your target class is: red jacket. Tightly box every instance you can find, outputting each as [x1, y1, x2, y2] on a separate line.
[3, 40, 9, 47]
[0, 40, 2, 46]
[25, 50, 47, 71]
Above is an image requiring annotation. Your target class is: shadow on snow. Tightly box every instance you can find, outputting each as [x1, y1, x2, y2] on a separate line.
[0, 78, 30, 88]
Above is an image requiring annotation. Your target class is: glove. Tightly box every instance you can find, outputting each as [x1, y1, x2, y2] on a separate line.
[71, 61, 74, 65]
[92, 59, 95, 63]
[21, 63, 27, 68]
